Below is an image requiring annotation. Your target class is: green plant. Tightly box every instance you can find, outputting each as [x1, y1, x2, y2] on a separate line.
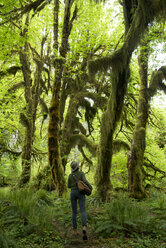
[0, 231, 16, 248]
[92, 193, 166, 241]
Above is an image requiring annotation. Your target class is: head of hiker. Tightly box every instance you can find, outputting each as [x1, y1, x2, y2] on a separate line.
[67, 160, 92, 240]
[71, 161, 79, 172]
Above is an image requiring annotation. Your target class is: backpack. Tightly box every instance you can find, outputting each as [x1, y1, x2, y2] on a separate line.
[72, 174, 92, 196]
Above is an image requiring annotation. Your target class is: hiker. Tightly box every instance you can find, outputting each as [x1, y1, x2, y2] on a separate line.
[67, 161, 92, 240]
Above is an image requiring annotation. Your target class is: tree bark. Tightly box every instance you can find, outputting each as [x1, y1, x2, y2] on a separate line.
[128, 43, 166, 198]
[48, 0, 77, 195]
[19, 42, 33, 186]
[61, 95, 79, 169]
[96, 63, 130, 201]
[19, 16, 45, 187]
[127, 44, 149, 199]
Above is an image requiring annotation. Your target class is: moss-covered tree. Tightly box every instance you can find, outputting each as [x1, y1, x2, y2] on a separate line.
[88, 0, 166, 200]
[128, 38, 166, 198]
[0, 0, 51, 186]
[48, 0, 78, 195]
[19, 15, 49, 186]
[127, 42, 149, 199]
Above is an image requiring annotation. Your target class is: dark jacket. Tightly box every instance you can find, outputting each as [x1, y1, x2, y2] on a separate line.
[68, 170, 92, 190]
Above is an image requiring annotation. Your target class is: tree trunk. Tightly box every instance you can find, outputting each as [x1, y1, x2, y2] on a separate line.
[48, 0, 77, 195]
[91, 0, 166, 201]
[19, 15, 44, 187]
[96, 64, 130, 201]
[61, 95, 79, 169]
[19, 125, 33, 185]
[48, 62, 66, 195]
[127, 44, 149, 199]
[19, 42, 33, 186]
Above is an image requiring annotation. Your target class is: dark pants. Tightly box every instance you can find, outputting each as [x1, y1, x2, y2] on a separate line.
[70, 189, 87, 229]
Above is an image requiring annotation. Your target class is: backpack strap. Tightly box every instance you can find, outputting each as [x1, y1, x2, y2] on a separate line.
[72, 174, 79, 182]
[72, 172, 83, 182]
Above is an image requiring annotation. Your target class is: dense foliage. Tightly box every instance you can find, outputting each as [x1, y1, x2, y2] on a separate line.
[0, 0, 166, 246]
[0, 188, 166, 247]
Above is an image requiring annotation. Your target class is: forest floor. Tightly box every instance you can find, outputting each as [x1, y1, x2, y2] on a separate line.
[64, 230, 103, 248]
[1, 188, 166, 248]
[55, 225, 122, 248]
[53, 223, 166, 248]
[52, 217, 106, 248]
[52, 218, 165, 248]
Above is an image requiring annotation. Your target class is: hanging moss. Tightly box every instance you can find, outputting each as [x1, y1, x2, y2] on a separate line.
[69, 134, 97, 156]
[123, 0, 138, 34]
[88, 48, 126, 80]
[88, 56, 113, 79]
[140, 0, 166, 24]
[88, 0, 166, 201]
[0, 66, 21, 77]
[148, 66, 166, 98]
[113, 139, 130, 153]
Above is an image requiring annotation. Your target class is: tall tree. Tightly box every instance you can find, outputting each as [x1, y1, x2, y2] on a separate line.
[0, 0, 52, 186]
[128, 38, 166, 198]
[48, 0, 78, 195]
[59, 2, 113, 171]
[19, 18, 48, 186]
[127, 42, 149, 199]
[88, 0, 166, 200]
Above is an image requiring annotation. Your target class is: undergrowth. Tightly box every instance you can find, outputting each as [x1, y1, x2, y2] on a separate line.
[0, 188, 166, 248]
[0, 188, 65, 248]
[88, 191, 166, 247]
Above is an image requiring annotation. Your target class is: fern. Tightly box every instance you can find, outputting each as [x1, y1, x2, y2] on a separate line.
[95, 220, 113, 234]
[0, 231, 16, 248]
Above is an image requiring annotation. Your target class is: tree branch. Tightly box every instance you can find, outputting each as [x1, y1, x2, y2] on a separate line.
[144, 158, 166, 177]
[0, 0, 52, 25]
[69, 134, 97, 156]
[0, 66, 22, 77]
[148, 65, 166, 99]
[8, 81, 25, 92]
[78, 145, 93, 173]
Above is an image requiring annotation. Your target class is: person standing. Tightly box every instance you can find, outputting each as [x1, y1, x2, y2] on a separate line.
[68, 161, 92, 240]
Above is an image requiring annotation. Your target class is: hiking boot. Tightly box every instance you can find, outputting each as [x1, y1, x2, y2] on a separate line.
[82, 229, 88, 240]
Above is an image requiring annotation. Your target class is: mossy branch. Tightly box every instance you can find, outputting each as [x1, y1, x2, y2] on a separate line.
[0, 147, 22, 156]
[19, 113, 30, 128]
[69, 134, 97, 156]
[113, 139, 130, 153]
[0, 66, 21, 77]
[144, 161, 166, 177]
[78, 122, 87, 135]
[88, 55, 113, 79]
[0, 0, 50, 25]
[69, 4, 78, 33]
[78, 145, 93, 173]
[8, 81, 25, 92]
[39, 98, 48, 138]
[148, 65, 166, 99]
[40, 98, 48, 114]
[88, 1, 166, 79]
